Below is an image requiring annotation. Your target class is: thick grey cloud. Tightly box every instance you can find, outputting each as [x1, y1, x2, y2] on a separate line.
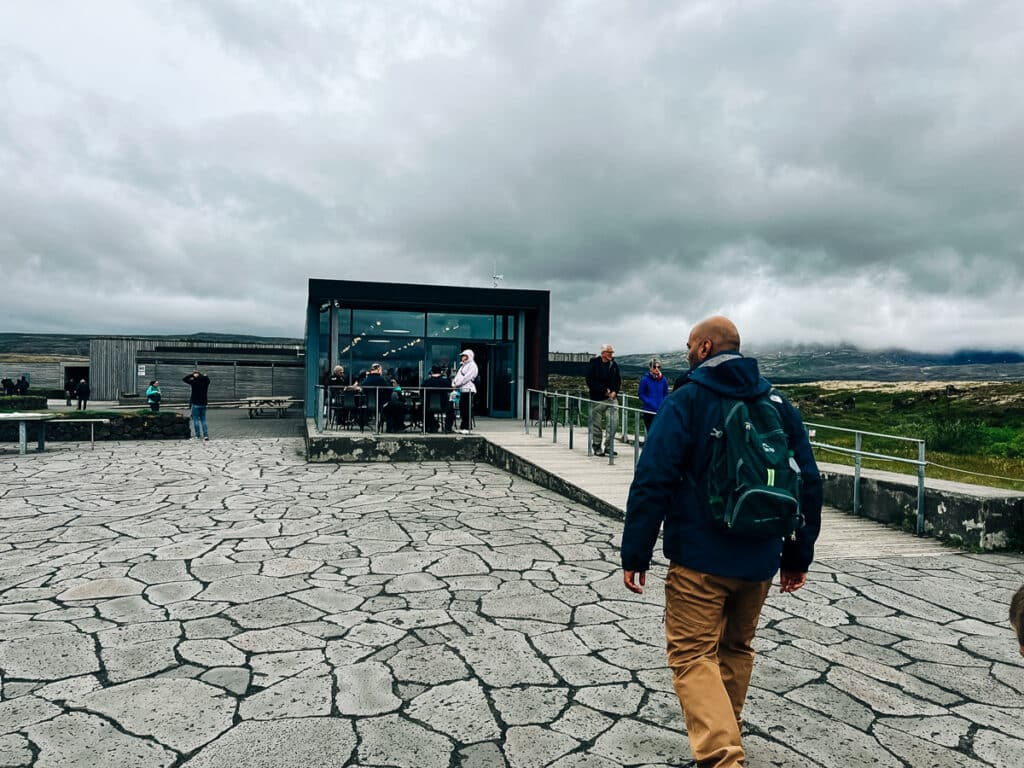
[1, 0, 1022, 353]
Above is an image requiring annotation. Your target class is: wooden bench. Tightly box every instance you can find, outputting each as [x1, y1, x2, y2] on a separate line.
[0, 412, 58, 454]
[242, 397, 295, 419]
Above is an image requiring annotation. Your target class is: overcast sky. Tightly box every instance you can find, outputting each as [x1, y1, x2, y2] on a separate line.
[1, 1, 1022, 355]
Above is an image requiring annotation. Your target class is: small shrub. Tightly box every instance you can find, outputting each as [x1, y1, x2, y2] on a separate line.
[922, 419, 987, 454]
[989, 432, 1024, 459]
[0, 395, 48, 411]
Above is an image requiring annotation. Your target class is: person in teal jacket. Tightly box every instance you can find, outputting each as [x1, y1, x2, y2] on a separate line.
[146, 380, 161, 412]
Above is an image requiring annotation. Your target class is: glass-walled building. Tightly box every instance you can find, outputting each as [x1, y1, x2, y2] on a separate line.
[305, 279, 549, 419]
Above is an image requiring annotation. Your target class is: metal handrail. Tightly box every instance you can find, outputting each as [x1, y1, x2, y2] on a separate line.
[524, 388, 654, 468]
[803, 421, 926, 535]
[524, 388, 931, 535]
[321, 384, 463, 435]
[804, 421, 923, 444]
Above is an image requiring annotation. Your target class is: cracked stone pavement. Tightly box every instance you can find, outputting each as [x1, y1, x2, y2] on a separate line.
[1, 438, 1023, 767]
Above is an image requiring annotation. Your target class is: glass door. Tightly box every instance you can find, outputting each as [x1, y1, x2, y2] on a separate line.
[490, 343, 515, 417]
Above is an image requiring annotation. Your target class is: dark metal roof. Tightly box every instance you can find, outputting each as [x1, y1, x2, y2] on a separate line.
[308, 278, 549, 314]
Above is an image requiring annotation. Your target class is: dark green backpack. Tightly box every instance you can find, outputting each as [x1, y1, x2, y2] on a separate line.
[702, 391, 804, 538]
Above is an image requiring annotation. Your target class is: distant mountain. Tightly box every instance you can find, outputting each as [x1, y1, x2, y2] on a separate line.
[0, 332, 303, 357]
[4, 333, 1023, 383]
[616, 345, 1024, 382]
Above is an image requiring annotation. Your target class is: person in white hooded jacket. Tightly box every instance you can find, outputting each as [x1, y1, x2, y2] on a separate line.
[451, 349, 478, 433]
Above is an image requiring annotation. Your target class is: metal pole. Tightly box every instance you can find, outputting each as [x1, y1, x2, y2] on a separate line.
[568, 396, 574, 450]
[608, 400, 616, 465]
[524, 389, 529, 434]
[853, 431, 862, 516]
[552, 395, 558, 444]
[916, 440, 926, 536]
[633, 409, 640, 466]
[587, 400, 593, 457]
[538, 393, 543, 438]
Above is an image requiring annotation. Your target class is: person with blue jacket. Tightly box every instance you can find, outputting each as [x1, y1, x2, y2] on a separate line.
[620, 315, 822, 768]
[637, 357, 669, 430]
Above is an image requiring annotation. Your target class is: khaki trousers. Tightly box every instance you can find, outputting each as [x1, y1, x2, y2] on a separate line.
[664, 563, 772, 768]
[590, 397, 617, 451]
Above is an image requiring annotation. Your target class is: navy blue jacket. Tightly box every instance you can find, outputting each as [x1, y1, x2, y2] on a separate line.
[620, 352, 822, 581]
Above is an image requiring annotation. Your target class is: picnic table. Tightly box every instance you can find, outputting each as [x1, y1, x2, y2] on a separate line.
[243, 397, 295, 419]
[0, 412, 58, 454]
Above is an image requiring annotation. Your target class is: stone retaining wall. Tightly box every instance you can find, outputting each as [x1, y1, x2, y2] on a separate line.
[819, 465, 1024, 551]
[306, 424, 624, 522]
[0, 412, 191, 442]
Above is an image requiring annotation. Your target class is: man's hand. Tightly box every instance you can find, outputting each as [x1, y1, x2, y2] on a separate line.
[623, 570, 646, 594]
[778, 570, 807, 593]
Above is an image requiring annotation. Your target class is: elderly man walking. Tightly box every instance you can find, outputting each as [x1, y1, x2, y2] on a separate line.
[620, 316, 822, 768]
[585, 343, 621, 457]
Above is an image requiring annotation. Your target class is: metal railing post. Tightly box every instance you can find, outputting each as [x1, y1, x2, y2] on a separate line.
[608, 399, 616, 465]
[633, 410, 640, 466]
[568, 395, 575, 450]
[853, 431, 862, 516]
[552, 395, 558, 444]
[523, 388, 529, 434]
[315, 386, 324, 433]
[538, 393, 543, 438]
[587, 400, 594, 456]
[916, 440, 926, 536]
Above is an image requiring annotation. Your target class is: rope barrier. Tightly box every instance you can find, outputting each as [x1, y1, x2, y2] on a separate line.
[812, 445, 1024, 486]
[924, 461, 1024, 485]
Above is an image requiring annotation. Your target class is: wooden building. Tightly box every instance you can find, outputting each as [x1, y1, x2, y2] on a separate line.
[89, 337, 304, 401]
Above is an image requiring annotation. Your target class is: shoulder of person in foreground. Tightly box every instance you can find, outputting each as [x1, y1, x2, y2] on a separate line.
[774, 387, 823, 573]
[621, 391, 700, 571]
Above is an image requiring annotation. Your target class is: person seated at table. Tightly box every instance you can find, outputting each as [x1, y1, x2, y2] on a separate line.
[360, 364, 391, 430]
[382, 378, 409, 432]
[421, 365, 455, 433]
[326, 365, 348, 425]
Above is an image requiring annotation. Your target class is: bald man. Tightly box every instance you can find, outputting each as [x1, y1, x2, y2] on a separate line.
[620, 316, 822, 768]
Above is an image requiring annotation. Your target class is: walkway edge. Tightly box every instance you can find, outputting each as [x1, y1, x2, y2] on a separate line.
[483, 442, 625, 521]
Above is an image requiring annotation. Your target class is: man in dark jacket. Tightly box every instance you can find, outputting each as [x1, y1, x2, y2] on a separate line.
[421, 365, 455, 433]
[75, 379, 90, 410]
[620, 316, 822, 768]
[585, 343, 621, 457]
[359, 363, 391, 432]
[183, 370, 211, 440]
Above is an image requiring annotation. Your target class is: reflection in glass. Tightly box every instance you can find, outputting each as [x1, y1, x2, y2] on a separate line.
[348, 337, 425, 388]
[427, 313, 495, 339]
[335, 306, 351, 335]
[352, 310, 424, 337]
[318, 304, 330, 384]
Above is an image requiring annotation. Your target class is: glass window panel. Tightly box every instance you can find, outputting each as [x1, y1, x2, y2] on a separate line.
[318, 305, 330, 385]
[335, 307, 351, 335]
[427, 313, 495, 339]
[351, 337, 424, 388]
[426, 342, 462, 379]
[352, 310, 424, 337]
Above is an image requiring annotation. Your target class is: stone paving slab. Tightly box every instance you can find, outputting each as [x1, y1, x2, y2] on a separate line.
[1, 438, 1023, 767]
